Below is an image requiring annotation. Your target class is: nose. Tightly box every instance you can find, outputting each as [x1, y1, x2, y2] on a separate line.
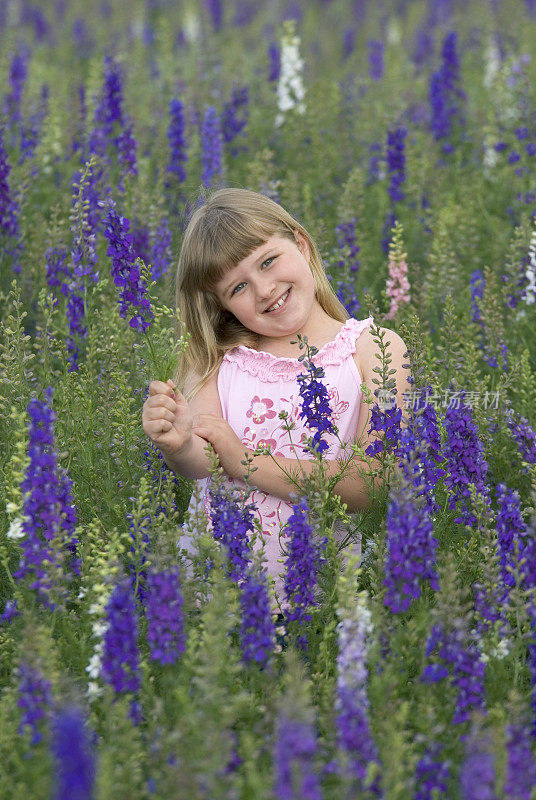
[253, 273, 276, 301]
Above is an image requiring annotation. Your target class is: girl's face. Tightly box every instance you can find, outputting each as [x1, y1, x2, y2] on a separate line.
[213, 233, 318, 343]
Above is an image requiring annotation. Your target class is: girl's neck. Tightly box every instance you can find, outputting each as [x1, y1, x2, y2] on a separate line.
[255, 310, 344, 359]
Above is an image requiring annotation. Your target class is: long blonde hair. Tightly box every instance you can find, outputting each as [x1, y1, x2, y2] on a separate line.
[175, 188, 348, 398]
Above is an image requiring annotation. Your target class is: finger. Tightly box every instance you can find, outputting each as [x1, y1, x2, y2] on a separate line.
[145, 396, 177, 413]
[144, 404, 178, 423]
[192, 423, 213, 440]
[167, 379, 176, 389]
[149, 380, 175, 397]
[155, 420, 174, 434]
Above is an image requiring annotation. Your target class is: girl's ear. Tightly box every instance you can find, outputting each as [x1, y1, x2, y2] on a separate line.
[294, 230, 310, 262]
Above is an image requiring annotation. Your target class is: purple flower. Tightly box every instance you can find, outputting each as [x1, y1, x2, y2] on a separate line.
[367, 40, 384, 80]
[19, 98, 46, 164]
[205, 0, 223, 30]
[268, 43, 280, 83]
[336, 279, 361, 317]
[88, 56, 124, 158]
[72, 18, 95, 58]
[66, 164, 101, 370]
[145, 566, 186, 666]
[335, 597, 381, 795]
[429, 31, 465, 152]
[45, 246, 70, 298]
[128, 508, 151, 603]
[3, 48, 28, 130]
[103, 203, 155, 333]
[383, 481, 439, 614]
[209, 483, 253, 582]
[17, 661, 53, 746]
[273, 710, 322, 800]
[529, 617, 536, 738]
[442, 396, 490, 526]
[149, 216, 173, 280]
[102, 578, 141, 695]
[200, 106, 223, 188]
[239, 566, 276, 668]
[51, 706, 95, 800]
[397, 391, 445, 511]
[334, 218, 361, 316]
[386, 127, 407, 204]
[116, 119, 138, 191]
[342, 27, 356, 60]
[469, 270, 507, 368]
[1, 598, 20, 622]
[14, 389, 78, 608]
[506, 411, 536, 468]
[283, 498, 322, 649]
[130, 221, 150, 265]
[0, 126, 20, 237]
[368, 141, 383, 183]
[365, 402, 403, 458]
[297, 348, 336, 455]
[222, 87, 249, 155]
[472, 579, 509, 639]
[459, 726, 496, 800]
[414, 743, 450, 800]
[412, 27, 434, 68]
[496, 483, 527, 589]
[504, 721, 536, 798]
[167, 98, 187, 183]
[421, 621, 486, 724]
[470, 269, 484, 324]
[336, 219, 360, 274]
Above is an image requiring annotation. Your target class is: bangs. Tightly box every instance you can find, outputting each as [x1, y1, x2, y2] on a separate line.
[179, 203, 294, 292]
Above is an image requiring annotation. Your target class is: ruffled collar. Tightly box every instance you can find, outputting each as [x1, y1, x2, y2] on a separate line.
[221, 317, 373, 382]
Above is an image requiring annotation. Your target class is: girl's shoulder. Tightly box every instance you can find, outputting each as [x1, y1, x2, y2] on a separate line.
[353, 323, 409, 382]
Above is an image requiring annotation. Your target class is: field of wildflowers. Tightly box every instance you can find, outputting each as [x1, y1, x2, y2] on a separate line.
[1, 0, 536, 797]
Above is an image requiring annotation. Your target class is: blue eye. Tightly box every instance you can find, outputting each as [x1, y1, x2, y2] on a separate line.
[232, 282, 246, 295]
[262, 257, 274, 268]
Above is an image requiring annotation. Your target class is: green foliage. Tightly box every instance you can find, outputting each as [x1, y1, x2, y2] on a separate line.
[1, 2, 536, 796]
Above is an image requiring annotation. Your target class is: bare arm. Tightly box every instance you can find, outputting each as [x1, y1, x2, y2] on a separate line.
[192, 327, 411, 511]
[142, 372, 223, 480]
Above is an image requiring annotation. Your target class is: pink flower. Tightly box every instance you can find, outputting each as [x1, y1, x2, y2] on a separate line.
[385, 256, 411, 319]
[246, 396, 277, 424]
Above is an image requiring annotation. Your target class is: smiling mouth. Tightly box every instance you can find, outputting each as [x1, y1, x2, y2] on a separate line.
[264, 289, 290, 313]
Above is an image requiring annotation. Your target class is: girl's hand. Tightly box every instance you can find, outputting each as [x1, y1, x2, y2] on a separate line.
[142, 379, 193, 457]
[192, 413, 251, 480]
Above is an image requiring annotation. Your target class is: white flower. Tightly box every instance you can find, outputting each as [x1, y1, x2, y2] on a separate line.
[183, 11, 200, 43]
[276, 21, 306, 126]
[92, 620, 108, 638]
[6, 517, 25, 540]
[491, 638, 510, 660]
[86, 681, 103, 699]
[86, 650, 103, 680]
[524, 228, 536, 305]
[483, 133, 499, 178]
[483, 37, 501, 88]
[387, 20, 401, 45]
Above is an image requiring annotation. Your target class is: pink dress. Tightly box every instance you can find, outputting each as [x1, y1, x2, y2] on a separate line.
[187, 316, 373, 596]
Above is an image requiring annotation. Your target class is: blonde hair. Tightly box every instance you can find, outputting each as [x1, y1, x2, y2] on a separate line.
[175, 188, 348, 398]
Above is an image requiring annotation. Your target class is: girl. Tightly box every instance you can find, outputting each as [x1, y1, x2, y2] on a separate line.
[142, 188, 410, 595]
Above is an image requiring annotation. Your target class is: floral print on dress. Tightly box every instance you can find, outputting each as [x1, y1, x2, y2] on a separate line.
[327, 388, 349, 422]
[246, 396, 277, 424]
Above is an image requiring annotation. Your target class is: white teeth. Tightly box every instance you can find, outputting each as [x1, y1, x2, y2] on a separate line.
[266, 290, 289, 312]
